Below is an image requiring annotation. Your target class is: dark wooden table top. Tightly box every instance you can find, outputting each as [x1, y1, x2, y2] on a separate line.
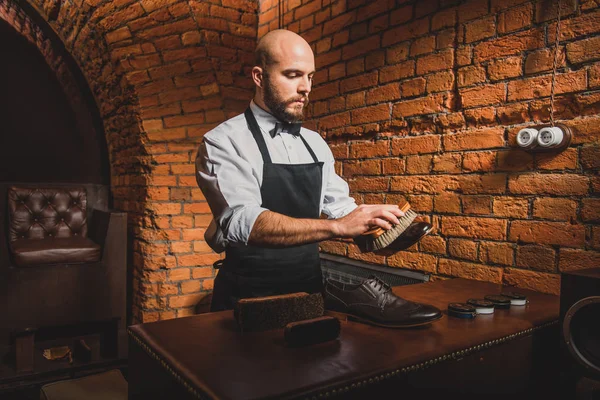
[128, 278, 559, 400]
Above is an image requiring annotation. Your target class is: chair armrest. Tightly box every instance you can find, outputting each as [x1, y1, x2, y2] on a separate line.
[88, 209, 127, 255]
[88, 209, 128, 328]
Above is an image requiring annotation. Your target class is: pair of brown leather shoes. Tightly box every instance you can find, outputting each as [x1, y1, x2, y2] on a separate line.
[324, 276, 442, 328]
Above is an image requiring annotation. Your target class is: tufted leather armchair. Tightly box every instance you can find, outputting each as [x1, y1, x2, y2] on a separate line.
[8, 187, 100, 266]
[0, 184, 127, 373]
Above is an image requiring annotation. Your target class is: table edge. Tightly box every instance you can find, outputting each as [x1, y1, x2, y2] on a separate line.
[127, 317, 559, 400]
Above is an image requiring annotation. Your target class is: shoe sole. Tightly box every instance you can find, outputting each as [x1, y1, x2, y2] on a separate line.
[325, 310, 442, 328]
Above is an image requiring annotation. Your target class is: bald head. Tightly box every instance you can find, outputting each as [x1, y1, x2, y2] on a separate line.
[252, 29, 315, 123]
[255, 29, 313, 71]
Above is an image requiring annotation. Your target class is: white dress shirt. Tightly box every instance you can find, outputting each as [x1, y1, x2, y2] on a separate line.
[195, 101, 357, 252]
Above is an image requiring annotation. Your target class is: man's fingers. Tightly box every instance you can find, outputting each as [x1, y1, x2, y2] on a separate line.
[392, 208, 405, 217]
[368, 207, 403, 224]
[381, 205, 404, 217]
[388, 205, 406, 217]
[370, 218, 393, 230]
[354, 204, 409, 234]
[379, 210, 400, 225]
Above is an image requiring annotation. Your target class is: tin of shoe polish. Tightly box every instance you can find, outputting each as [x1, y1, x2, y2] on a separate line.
[448, 303, 477, 319]
[466, 298, 495, 314]
[501, 291, 528, 306]
[484, 294, 511, 309]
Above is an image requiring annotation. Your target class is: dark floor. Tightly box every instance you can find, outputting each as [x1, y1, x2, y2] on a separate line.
[4, 369, 599, 400]
[0, 366, 128, 400]
[2, 386, 41, 400]
[4, 385, 57, 399]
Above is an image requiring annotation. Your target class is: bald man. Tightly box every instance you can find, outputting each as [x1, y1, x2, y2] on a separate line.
[196, 29, 403, 311]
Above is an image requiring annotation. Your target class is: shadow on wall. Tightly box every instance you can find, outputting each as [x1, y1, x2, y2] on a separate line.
[0, 19, 110, 185]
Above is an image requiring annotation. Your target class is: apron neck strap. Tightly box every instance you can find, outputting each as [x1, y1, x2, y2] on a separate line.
[244, 107, 272, 164]
[244, 107, 319, 164]
[298, 134, 319, 163]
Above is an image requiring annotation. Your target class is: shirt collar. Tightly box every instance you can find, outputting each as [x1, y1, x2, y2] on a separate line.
[249, 101, 303, 138]
[249, 101, 279, 137]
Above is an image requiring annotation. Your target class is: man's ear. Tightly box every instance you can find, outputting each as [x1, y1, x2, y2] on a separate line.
[252, 66, 263, 88]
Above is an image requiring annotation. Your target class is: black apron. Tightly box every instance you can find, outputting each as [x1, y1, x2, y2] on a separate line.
[210, 108, 324, 311]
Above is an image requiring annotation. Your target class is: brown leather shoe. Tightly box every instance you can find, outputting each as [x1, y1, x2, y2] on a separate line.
[324, 276, 442, 328]
[384, 221, 432, 251]
[354, 221, 432, 254]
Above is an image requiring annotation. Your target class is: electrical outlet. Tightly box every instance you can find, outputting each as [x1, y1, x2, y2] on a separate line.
[537, 126, 564, 148]
[516, 128, 539, 149]
[515, 123, 572, 153]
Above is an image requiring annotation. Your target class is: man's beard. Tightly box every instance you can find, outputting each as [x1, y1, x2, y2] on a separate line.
[263, 75, 309, 123]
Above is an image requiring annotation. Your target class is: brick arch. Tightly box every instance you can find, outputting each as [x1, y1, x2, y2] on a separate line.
[0, 0, 152, 323]
[1, 0, 259, 322]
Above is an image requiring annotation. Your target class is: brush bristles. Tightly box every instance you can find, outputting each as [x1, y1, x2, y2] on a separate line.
[370, 209, 418, 251]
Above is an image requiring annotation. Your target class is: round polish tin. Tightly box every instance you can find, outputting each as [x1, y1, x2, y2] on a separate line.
[466, 298, 495, 314]
[484, 294, 511, 309]
[501, 291, 528, 306]
[448, 303, 477, 319]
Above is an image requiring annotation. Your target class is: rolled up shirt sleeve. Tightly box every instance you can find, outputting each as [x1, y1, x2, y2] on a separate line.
[195, 135, 267, 247]
[321, 148, 357, 219]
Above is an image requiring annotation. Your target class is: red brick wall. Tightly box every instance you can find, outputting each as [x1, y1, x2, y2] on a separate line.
[1, 0, 258, 322]
[260, 0, 600, 295]
[3, 0, 598, 323]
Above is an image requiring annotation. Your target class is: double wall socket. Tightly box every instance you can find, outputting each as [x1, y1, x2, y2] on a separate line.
[515, 123, 572, 153]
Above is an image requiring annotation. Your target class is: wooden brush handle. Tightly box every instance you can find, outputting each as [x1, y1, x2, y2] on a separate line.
[362, 202, 411, 237]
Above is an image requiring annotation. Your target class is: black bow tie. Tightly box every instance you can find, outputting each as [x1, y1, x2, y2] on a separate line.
[269, 122, 302, 137]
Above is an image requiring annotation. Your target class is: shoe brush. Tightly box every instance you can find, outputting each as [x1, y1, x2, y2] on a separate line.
[361, 202, 417, 251]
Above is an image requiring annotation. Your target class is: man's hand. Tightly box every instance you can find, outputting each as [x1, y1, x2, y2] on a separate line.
[332, 204, 405, 238]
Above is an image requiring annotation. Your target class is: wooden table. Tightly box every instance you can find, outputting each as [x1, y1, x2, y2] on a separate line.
[128, 278, 561, 400]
